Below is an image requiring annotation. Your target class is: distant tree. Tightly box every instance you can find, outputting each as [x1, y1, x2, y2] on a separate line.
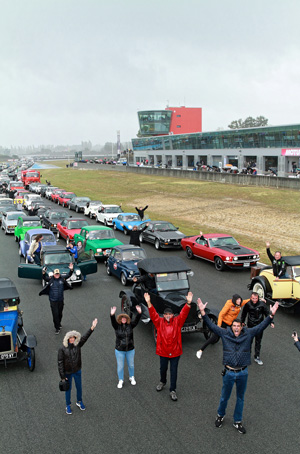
[228, 116, 268, 129]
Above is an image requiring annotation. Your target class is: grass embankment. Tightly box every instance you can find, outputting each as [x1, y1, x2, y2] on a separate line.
[42, 162, 300, 263]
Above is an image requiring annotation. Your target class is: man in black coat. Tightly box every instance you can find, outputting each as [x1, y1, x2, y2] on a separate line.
[58, 318, 98, 414]
[241, 292, 274, 366]
[135, 205, 148, 220]
[266, 241, 288, 279]
[39, 264, 73, 334]
[129, 223, 149, 246]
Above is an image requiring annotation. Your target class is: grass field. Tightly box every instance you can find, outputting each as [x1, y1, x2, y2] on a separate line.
[41, 161, 300, 263]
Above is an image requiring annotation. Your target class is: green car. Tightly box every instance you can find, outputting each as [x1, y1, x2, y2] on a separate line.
[14, 216, 42, 243]
[74, 225, 123, 258]
[18, 245, 97, 286]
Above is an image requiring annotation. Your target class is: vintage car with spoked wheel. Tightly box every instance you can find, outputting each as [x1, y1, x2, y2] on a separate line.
[119, 257, 219, 342]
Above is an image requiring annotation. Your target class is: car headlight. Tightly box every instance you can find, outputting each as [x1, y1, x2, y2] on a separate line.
[129, 271, 133, 275]
[233, 257, 238, 261]
[97, 248, 102, 252]
[253, 255, 257, 259]
[48, 272, 54, 277]
[75, 270, 81, 276]
[226, 256, 230, 261]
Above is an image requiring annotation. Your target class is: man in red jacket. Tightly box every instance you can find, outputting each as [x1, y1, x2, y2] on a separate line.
[144, 292, 192, 401]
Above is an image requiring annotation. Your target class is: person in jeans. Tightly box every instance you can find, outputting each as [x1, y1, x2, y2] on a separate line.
[144, 291, 192, 401]
[110, 305, 141, 388]
[28, 233, 43, 265]
[58, 318, 98, 415]
[197, 297, 278, 434]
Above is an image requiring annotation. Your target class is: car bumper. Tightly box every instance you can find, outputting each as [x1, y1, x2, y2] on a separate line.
[225, 260, 259, 268]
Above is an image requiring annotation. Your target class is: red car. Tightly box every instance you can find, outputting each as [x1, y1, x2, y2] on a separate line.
[57, 218, 89, 241]
[57, 192, 76, 207]
[51, 189, 66, 202]
[181, 233, 260, 271]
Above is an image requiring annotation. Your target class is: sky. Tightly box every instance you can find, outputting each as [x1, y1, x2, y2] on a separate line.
[1, 0, 300, 147]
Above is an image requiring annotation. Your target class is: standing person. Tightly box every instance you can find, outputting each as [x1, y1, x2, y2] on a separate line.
[241, 292, 274, 365]
[66, 241, 78, 260]
[58, 318, 98, 415]
[110, 305, 142, 388]
[28, 234, 43, 265]
[28, 206, 37, 216]
[144, 291, 192, 401]
[196, 294, 248, 360]
[266, 242, 288, 279]
[197, 297, 278, 434]
[292, 331, 300, 352]
[135, 205, 148, 220]
[39, 264, 73, 334]
[129, 223, 149, 246]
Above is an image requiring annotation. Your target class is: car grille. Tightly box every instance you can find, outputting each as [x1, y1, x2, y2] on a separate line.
[236, 255, 256, 261]
[0, 334, 12, 353]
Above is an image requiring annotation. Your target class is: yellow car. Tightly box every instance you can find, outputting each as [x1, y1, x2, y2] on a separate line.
[248, 256, 300, 310]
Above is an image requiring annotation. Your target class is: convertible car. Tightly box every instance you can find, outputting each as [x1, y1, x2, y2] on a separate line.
[181, 233, 260, 271]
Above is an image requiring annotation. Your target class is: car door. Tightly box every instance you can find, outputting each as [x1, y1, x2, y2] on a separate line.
[97, 207, 104, 223]
[111, 250, 123, 278]
[272, 278, 293, 299]
[59, 219, 67, 238]
[77, 250, 98, 276]
[18, 263, 43, 280]
[145, 223, 156, 244]
[192, 237, 212, 261]
[115, 215, 122, 230]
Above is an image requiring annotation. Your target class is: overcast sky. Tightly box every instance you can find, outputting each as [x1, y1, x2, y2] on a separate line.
[1, 0, 300, 147]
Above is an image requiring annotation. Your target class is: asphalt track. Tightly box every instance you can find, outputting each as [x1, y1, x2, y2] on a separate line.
[1, 202, 299, 454]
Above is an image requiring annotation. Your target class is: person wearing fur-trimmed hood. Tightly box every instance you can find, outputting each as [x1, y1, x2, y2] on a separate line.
[110, 306, 141, 389]
[58, 318, 98, 415]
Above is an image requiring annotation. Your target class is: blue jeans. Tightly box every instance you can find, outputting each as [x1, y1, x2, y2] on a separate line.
[115, 349, 135, 381]
[160, 356, 180, 392]
[217, 368, 248, 422]
[65, 370, 82, 406]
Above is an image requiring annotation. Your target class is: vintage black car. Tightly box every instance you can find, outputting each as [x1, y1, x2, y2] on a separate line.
[0, 278, 37, 370]
[139, 221, 185, 250]
[41, 209, 69, 232]
[67, 197, 91, 213]
[119, 257, 219, 341]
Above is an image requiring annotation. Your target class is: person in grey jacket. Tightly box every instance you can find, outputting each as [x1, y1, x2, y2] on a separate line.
[292, 331, 300, 352]
[197, 297, 278, 435]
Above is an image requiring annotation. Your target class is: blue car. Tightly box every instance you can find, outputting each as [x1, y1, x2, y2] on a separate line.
[19, 228, 57, 262]
[106, 245, 146, 285]
[112, 213, 150, 235]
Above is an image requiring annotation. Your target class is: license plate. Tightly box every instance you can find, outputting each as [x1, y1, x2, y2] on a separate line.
[0, 352, 17, 360]
[181, 325, 196, 333]
[243, 262, 250, 267]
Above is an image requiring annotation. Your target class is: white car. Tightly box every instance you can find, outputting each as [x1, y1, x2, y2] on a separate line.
[96, 205, 123, 226]
[1, 210, 26, 234]
[84, 200, 102, 218]
[23, 194, 43, 209]
[45, 187, 58, 199]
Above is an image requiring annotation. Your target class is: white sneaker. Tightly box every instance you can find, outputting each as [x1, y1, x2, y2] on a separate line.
[196, 350, 203, 359]
[117, 380, 124, 389]
[254, 357, 263, 366]
[129, 376, 136, 386]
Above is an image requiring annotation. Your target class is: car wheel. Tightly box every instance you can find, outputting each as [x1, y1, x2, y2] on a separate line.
[68, 205, 71, 210]
[113, 223, 117, 230]
[57, 200, 60, 204]
[104, 219, 108, 226]
[214, 256, 225, 271]
[121, 294, 132, 317]
[253, 282, 265, 299]
[18, 246, 22, 256]
[120, 272, 127, 286]
[27, 347, 36, 372]
[66, 236, 70, 244]
[203, 314, 220, 342]
[75, 206, 79, 213]
[186, 246, 194, 259]
[57, 231, 60, 239]
[155, 239, 160, 250]
[106, 264, 111, 275]
[123, 228, 128, 236]
[89, 212, 93, 219]
[152, 324, 157, 344]
[139, 233, 143, 243]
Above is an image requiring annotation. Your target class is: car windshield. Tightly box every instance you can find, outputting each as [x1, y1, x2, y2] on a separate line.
[90, 201, 101, 206]
[124, 215, 140, 222]
[26, 172, 39, 177]
[76, 198, 90, 203]
[44, 252, 74, 265]
[88, 230, 115, 240]
[155, 272, 189, 292]
[62, 194, 75, 199]
[105, 207, 122, 213]
[0, 297, 20, 310]
[292, 266, 300, 278]
[68, 221, 88, 229]
[23, 221, 41, 227]
[32, 234, 55, 242]
[208, 236, 239, 247]
[153, 223, 177, 232]
[122, 250, 146, 261]
[50, 212, 68, 219]
[7, 213, 26, 220]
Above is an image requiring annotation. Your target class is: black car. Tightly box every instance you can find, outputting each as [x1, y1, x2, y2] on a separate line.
[41, 209, 69, 232]
[139, 221, 185, 250]
[119, 257, 219, 341]
[67, 196, 91, 213]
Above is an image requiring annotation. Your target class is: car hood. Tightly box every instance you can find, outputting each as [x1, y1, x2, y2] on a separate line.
[215, 245, 257, 255]
[66, 228, 82, 238]
[120, 260, 141, 271]
[46, 264, 77, 276]
[156, 231, 185, 240]
[87, 238, 123, 249]
[4, 219, 18, 226]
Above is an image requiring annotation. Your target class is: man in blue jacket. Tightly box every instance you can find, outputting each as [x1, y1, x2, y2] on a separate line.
[197, 298, 278, 435]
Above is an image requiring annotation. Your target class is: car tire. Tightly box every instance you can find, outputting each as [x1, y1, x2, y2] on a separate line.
[66, 236, 70, 244]
[214, 256, 225, 271]
[89, 212, 93, 219]
[186, 246, 194, 259]
[5, 228, 8, 235]
[27, 347, 35, 372]
[155, 239, 160, 250]
[76, 206, 79, 213]
[120, 272, 127, 286]
[68, 205, 71, 210]
[104, 219, 108, 226]
[18, 246, 22, 256]
[106, 264, 111, 276]
[113, 223, 117, 230]
[203, 314, 220, 342]
[139, 233, 143, 243]
[123, 228, 128, 236]
[57, 231, 60, 239]
[253, 282, 265, 299]
[121, 294, 132, 317]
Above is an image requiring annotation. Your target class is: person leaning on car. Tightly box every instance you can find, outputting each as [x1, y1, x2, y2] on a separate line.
[266, 242, 288, 280]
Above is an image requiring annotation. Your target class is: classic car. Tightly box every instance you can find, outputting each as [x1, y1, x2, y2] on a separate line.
[112, 213, 151, 235]
[19, 228, 57, 261]
[8, 181, 24, 192]
[57, 218, 89, 241]
[84, 200, 103, 218]
[18, 245, 98, 286]
[51, 189, 66, 202]
[74, 225, 123, 258]
[0, 278, 37, 371]
[23, 194, 43, 210]
[41, 209, 69, 232]
[67, 196, 91, 212]
[139, 221, 185, 250]
[181, 233, 260, 271]
[106, 245, 146, 285]
[45, 186, 58, 199]
[119, 257, 219, 341]
[57, 192, 76, 207]
[248, 256, 300, 311]
[14, 216, 42, 243]
[96, 204, 123, 226]
[1, 210, 27, 234]
[0, 203, 17, 225]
